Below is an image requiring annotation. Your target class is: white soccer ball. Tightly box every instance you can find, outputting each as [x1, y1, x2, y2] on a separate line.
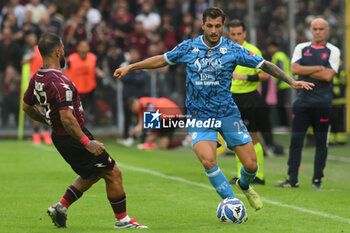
[217, 197, 247, 223]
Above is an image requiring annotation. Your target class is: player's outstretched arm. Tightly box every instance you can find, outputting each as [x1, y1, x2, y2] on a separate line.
[260, 61, 314, 90]
[113, 55, 168, 79]
[59, 109, 105, 156]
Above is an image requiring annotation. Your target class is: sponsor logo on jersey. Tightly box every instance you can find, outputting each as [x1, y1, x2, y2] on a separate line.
[194, 58, 223, 72]
[66, 90, 73, 101]
[192, 47, 200, 53]
[304, 48, 313, 56]
[61, 83, 71, 90]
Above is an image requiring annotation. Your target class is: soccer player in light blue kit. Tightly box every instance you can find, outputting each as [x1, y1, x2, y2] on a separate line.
[114, 7, 313, 214]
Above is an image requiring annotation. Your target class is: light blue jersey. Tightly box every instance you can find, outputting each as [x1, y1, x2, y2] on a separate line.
[164, 35, 264, 118]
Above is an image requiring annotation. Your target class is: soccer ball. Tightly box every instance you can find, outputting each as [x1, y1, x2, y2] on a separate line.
[217, 198, 247, 223]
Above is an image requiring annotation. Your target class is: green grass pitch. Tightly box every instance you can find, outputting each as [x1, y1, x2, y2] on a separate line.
[1, 134, 350, 233]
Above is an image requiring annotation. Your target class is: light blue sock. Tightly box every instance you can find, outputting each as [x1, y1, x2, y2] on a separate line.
[205, 164, 235, 199]
[239, 166, 258, 189]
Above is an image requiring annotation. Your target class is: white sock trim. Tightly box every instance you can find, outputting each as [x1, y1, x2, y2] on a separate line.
[116, 215, 131, 222]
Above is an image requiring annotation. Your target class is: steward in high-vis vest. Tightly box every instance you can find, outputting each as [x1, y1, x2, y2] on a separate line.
[330, 61, 347, 145]
[227, 19, 271, 185]
[267, 41, 292, 128]
[64, 40, 104, 123]
[64, 42, 97, 95]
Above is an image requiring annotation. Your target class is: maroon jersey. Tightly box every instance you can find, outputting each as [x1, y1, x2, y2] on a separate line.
[23, 68, 85, 136]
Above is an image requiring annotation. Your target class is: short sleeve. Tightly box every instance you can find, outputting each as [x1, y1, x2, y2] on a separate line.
[164, 40, 190, 65]
[328, 44, 340, 73]
[23, 78, 36, 105]
[234, 45, 265, 69]
[51, 82, 74, 110]
[291, 43, 304, 64]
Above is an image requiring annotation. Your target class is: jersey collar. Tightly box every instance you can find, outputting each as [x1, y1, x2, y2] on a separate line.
[39, 68, 63, 73]
[200, 35, 223, 49]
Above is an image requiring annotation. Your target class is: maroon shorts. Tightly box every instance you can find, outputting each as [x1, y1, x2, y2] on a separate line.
[52, 127, 115, 179]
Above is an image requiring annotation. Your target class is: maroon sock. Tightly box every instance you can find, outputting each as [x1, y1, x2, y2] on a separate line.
[168, 139, 183, 149]
[59, 185, 83, 209]
[108, 193, 127, 219]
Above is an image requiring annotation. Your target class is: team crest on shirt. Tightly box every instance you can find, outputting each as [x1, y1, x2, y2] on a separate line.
[321, 53, 328, 60]
[219, 47, 227, 54]
[207, 50, 213, 56]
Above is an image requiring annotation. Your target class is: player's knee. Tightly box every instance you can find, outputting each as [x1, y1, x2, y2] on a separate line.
[243, 159, 257, 172]
[201, 158, 217, 170]
[103, 165, 122, 181]
[112, 165, 122, 178]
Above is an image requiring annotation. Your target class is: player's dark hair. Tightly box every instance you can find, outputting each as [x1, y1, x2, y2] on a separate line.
[127, 97, 138, 108]
[203, 7, 225, 23]
[38, 32, 62, 58]
[227, 19, 246, 31]
[268, 41, 279, 48]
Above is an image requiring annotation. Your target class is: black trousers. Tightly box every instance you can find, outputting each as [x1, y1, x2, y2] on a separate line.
[288, 104, 331, 184]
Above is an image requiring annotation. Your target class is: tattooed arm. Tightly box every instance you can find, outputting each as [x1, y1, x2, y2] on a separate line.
[23, 103, 49, 125]
[59, 108, 105, 156]
[260, 61, 314, 90]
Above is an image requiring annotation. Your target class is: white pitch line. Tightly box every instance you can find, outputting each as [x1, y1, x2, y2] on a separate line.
[328, 155, 350, 163]
[299, 151, 350, 163]
[28, 142, 350, 224]
[119, 163, 350, 225]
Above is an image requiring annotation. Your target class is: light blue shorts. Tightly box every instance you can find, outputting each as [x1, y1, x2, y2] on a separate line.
[188, 115, 252, 149]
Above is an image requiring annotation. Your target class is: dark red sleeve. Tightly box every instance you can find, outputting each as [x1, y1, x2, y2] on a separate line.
[51, 81, 74, 111]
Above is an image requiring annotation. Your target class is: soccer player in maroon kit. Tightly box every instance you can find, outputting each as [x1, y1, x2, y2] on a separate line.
[22, 32, 147, 229]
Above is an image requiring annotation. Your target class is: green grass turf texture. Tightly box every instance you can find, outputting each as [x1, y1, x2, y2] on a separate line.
[0, 134, 349, 233]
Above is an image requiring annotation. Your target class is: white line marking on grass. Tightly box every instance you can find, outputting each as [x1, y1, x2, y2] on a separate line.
[120, 163, 212, 190]
[262, 198, 350, 224]
[328, 155, 350, 163]
[119, 163, 350, 225]
[301, 151, 350, 163]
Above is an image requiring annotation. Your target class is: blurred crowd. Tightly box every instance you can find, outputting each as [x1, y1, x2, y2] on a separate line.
[0, 0, 345, 130]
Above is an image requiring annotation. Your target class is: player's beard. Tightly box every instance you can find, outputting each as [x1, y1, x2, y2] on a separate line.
[204, 33, 220, 46]
[60, 54, 66, 68]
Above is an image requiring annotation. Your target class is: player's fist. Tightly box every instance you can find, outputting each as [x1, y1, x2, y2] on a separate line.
[290, 80, 314, 90]
[113, 66, 131, 79]
[85, 140, 105, 156]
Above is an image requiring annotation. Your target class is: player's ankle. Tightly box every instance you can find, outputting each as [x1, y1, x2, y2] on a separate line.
[238, 180, 249, 190]
[116, 215, 131, 222]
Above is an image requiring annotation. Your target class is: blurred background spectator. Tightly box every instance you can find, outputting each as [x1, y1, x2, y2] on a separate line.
[120, 47, 147, 141]
[1, 65, 20, 127]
